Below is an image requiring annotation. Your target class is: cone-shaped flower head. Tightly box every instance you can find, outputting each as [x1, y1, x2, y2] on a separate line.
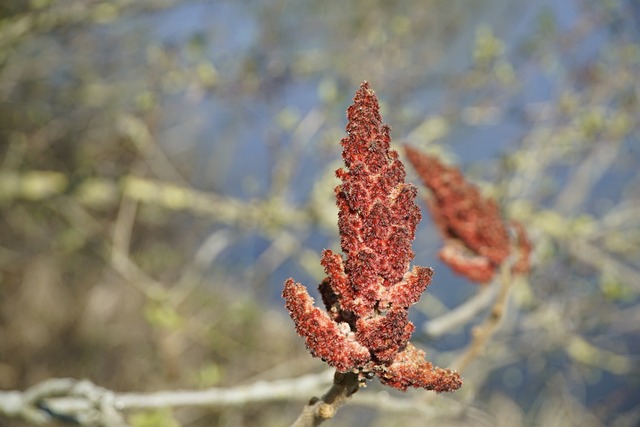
[283, 82, 461, 392]
[404, 145, 530, 283]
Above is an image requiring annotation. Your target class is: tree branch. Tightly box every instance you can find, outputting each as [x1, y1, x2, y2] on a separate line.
[450, 264, 513, 373]
[422, 281, 499, 338]
[0, 371, 334, 426]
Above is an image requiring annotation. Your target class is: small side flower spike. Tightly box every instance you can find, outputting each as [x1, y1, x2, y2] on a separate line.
[404, 145, 531, 283]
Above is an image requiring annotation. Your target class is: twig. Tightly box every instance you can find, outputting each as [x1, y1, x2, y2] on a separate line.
[289, 371, 362, 427]
[450, 263, 512, 373]
[552, 140, 620, 215]
[0, 378, 127, 426]
[0, 171, 312, 231]
[422, 281, 499, 338]
[170, 228, 234, 305]
[0, 371, 335, 426]
[566, 238, 640, 292]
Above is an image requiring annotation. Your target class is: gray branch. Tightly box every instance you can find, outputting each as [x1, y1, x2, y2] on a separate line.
[0, 371, 334, 426]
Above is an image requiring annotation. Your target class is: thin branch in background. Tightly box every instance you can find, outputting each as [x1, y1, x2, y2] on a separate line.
[270, 107, 326, 197]
[553, 140, 621, 215]
[171, 229, 234, 305]
[450, 263, 513, 374]
[112, 195, 139, 258]
[248, 230, 304, 287]
[289, 371, 362, 427]
[422, 281, 499, 338]
[0, 378, 128, 427]
[117, 114, 189, 186]
[53, 195, 153, 294]
[566, 238, 640, 293]
[0, 372, 335, 426]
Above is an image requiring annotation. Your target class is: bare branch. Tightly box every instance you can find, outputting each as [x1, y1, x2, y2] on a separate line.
[0, 371, 334, 426]
[450, 264, 513, 373]
[422, 281, 499, 338]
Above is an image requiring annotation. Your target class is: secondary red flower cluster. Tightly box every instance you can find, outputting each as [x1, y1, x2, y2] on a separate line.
[283, 82, 462, 392]
[404, 145, 531, 283]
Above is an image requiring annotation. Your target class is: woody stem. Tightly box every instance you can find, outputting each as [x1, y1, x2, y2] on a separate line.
[290, 371, 362, 427]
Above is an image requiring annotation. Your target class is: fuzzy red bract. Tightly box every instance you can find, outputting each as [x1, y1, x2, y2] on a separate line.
[282, 82, 461, 392]
[283, 278, 370, 372]
[378, 344, 463, 392]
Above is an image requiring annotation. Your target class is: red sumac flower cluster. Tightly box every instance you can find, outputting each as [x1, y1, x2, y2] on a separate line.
[283, 82, 461, 392]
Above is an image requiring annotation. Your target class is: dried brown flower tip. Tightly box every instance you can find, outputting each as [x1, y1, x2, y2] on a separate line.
[404, 145, 531, 283]
[283, 82, 461, 393]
